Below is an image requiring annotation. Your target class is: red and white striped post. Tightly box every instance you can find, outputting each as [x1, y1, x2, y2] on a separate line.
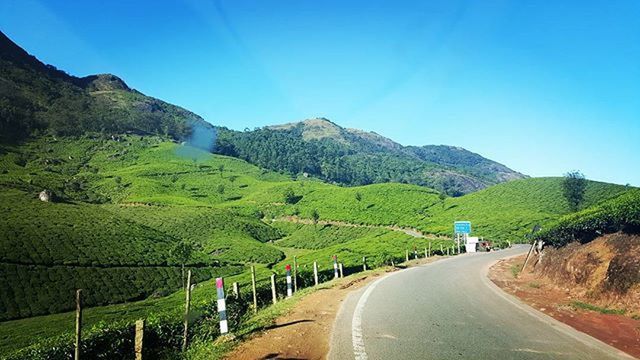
[333, 255, 339, 279]
[216, 278, 229, 334]
[285, 265, 293, 298]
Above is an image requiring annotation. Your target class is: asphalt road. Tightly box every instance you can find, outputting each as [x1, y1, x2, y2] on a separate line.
[329, 246, 634, 360]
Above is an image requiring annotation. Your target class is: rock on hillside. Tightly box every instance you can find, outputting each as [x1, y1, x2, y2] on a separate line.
[80, 74, 131, 92]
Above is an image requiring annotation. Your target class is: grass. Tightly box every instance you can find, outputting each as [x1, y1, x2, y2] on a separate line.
[570, 301, 626, 315]
[510, 264, 522, 278]
[184, 265, 391, 360]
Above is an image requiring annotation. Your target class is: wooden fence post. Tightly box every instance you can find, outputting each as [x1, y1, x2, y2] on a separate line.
[270, 274, 277, 304]
[75, 289, 82, 360]
[313, 261, 319, 286]
[232, 282, 239, 299]
[339, 263, 344, 278]
[363, 256, 367, 271]
[440, 244, 443, 255]
[428, 242, 431, 257]
[293, 256, 298, 293]
[182, 270, 191, 352]
[521, 240, 537, 274]
[251, 266, 257, 313]
[135, 319, 144, 360]
[405, 249, 409, 262]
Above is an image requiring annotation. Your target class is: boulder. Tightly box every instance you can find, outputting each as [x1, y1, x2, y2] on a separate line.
[39, 189, 53, 202]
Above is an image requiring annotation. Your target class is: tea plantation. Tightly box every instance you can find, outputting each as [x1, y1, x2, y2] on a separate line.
[536, 188, 640, 246]
[0, 134, 631, 357]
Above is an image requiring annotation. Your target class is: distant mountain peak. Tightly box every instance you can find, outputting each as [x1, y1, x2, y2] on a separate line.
[216, 119, 526, 195]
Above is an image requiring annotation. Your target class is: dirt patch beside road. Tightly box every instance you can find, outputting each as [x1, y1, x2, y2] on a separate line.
[490, 254, 640, 359]
[225, 256, 444, 360]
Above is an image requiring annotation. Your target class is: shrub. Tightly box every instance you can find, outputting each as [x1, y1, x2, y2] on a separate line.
[535, 189, 640, 247]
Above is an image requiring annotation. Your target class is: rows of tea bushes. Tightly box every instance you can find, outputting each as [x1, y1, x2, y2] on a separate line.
[238, 178, 629, 242]
[0, 191, 180, 266]
[272, 222, 387, 249]
[112, 205, 285, 264]
[0, 135, 631, 356]
[535, 188, 640, 247]
[4, 243, 462, 360]
[0, 263, 239, 321]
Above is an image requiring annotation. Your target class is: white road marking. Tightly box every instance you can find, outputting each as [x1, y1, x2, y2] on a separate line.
[351, 268, 416, 360]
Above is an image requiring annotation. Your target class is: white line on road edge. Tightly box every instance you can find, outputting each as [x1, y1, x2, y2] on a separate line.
[351, 268, 417, 360]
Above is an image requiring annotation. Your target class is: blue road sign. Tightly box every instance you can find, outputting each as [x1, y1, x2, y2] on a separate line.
[454, 221, 471, 234]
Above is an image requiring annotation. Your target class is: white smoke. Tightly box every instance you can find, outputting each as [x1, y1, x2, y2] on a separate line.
[175, 119, 217, 161]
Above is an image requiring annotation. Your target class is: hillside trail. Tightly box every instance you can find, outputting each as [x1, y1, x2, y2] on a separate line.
[273, 216, 446, 240]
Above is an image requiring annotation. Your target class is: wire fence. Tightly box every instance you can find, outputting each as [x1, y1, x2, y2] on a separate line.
[6, 244, 470, 360]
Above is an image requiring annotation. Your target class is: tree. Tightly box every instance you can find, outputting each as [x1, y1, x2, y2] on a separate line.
[355, 192, 362, 202]
[439, 192, 446, 209]
[562, 171, 587, 212]
[216, 184, 225, 194]
[283, 188, 300, 204]
[218, 164, 225, 177]
[311, 209, 320, 225]
[170, 240, 197, 290]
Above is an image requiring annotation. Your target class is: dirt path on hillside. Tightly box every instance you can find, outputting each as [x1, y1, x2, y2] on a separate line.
[273, 216, 447, 240]
[225, 257, 443, 360]
[490, 255, 640, 359]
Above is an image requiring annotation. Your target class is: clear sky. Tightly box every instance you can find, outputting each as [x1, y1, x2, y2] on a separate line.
[1, 0, 639, 185]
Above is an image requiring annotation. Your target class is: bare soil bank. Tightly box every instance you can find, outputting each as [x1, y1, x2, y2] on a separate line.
[536, 232, 640, 315]
[490, 234, 640, 358]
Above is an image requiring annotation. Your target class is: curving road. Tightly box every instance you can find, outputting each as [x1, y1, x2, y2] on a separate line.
[329, 246, 634, 360]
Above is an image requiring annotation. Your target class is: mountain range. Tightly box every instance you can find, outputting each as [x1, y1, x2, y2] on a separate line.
[215, 118, 525, 194]
[1, 30, 524, 195]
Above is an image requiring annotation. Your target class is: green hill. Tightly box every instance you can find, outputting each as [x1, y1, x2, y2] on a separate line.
[232, 176, 628, 242]
[0, 31, 212, 143]
[214, 118, 526, 195]
[535, 188, 640, 246]
[2, 29, 525, 197]
[0, 134, 629, 356]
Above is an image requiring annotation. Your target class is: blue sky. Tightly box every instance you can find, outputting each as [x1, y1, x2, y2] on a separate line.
[1, 0, 639, 185]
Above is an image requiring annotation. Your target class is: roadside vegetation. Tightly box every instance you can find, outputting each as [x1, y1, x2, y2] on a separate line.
[570, 301, 626, 315]
[535, 188, 640, 247]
